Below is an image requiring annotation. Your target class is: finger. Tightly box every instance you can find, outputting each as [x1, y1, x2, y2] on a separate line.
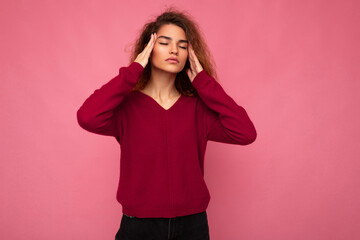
[152, 33, 157, 47]
[144, 33, 155, 56]
[188, 47, 193, 62]
[189, 43, 194, 54]
[146, 33, 155, 49]
[148, 33, 157, 51]
[189, 51, 195, 66]
[190, 47, 200, 65]
[142, 35, 152, 55]
[192, 51, 199, 65]
[190, 47, 196, 62]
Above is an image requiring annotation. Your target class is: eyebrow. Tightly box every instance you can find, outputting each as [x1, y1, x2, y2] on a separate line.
[157, 35, 189, 43]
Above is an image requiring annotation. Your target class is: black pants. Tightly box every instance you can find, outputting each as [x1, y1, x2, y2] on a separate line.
[115, 211, 210, 240]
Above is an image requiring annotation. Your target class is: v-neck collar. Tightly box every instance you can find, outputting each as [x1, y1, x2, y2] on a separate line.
[134, 90, 184, 111]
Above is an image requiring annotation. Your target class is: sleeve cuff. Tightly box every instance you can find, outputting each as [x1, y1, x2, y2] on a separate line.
[191, 69, 210, 88]
[123, 61, 145, 79]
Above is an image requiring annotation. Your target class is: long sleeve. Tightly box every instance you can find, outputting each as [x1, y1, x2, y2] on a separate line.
[192, 70, 257, 145]
[76, 61, 144, 139]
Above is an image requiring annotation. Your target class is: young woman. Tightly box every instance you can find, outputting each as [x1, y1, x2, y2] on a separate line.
[77, 7, 257, 240]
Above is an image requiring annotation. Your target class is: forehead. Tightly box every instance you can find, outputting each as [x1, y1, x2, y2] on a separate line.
[157, 24, 187, 39]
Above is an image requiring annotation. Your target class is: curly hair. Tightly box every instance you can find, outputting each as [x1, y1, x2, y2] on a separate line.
[126, 6, 218, 97]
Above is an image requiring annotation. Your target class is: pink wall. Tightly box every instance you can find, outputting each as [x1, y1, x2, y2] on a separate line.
[1, 0, 359, 239]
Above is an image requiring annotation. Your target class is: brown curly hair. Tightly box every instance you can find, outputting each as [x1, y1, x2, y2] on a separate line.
[126, 6, 218, 97]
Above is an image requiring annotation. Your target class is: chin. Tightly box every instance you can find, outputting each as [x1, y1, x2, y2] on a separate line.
[152, 62, 185, 74]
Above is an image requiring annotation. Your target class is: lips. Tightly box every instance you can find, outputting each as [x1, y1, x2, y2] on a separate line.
[166, 57, 179, 63]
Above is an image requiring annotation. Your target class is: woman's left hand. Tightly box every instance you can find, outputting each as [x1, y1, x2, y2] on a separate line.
[186, 43, 204, 82]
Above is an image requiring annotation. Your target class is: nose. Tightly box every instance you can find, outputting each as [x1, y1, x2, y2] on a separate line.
[170, 44, 178, 55]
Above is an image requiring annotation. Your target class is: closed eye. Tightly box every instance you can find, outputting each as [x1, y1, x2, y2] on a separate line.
[159, 43, 187, 49]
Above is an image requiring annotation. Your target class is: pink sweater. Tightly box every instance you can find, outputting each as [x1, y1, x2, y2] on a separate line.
[77, 61, 257, 218]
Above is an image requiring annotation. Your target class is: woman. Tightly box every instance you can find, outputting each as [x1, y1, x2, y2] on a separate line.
[77, 7, 257, 240]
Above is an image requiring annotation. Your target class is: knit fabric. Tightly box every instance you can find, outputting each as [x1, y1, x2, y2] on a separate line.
[77, 61, 257, 218]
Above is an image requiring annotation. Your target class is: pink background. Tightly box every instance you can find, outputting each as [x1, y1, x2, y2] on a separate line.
[1, 0, 359, 239]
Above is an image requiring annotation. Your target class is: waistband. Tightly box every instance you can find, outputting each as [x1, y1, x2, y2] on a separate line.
[123, 211, 206, 219]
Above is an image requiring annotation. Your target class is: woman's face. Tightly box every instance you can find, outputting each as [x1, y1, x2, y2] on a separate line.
[150, 24, 189, 74]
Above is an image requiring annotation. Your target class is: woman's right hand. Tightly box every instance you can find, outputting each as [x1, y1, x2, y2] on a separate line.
[134, 33, 157, 68]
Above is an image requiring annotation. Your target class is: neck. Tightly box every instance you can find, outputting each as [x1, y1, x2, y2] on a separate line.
[143, 66, 180, 99]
